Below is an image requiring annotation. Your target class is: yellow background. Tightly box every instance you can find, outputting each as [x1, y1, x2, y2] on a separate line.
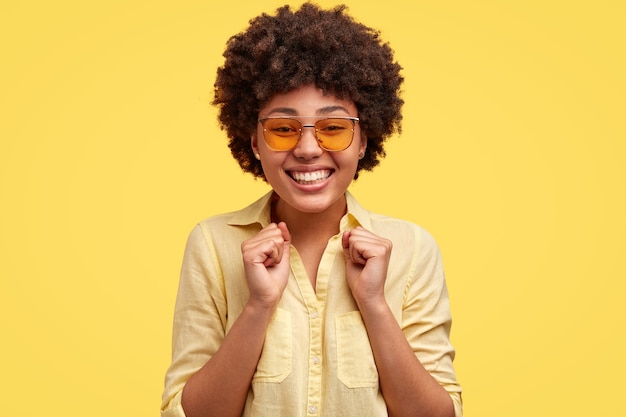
[1, 1, 624, 416]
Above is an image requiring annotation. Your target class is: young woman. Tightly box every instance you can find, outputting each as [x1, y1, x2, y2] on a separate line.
[161, 4, 462, 417]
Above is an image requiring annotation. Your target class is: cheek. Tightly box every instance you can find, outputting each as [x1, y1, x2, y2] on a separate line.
[259, 154, 287, 177]
[334, 153, 361, 173]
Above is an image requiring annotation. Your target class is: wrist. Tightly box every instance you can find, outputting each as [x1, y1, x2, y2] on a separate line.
[244, 297, 280, 318]
[355, 294, 388, 316]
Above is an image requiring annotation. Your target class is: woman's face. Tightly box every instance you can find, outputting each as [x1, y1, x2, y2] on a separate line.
[252, 84, 366, 217]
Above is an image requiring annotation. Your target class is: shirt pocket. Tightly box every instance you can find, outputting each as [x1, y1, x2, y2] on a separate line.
[252, 307, 292, 383]
[335, 311, 378, 388]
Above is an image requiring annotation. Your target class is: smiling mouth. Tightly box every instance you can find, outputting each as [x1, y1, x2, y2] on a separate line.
[288, 169, 332, 185]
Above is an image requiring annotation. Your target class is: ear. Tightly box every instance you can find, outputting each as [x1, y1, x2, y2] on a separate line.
[251, 134, 259, 156]
[251, 135, 262, 161]
[358, 133, 367, 157]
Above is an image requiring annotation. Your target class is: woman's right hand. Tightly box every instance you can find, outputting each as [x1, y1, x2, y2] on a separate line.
[241, 222, 292, 309]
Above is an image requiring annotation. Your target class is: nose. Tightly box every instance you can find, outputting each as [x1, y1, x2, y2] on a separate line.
[292, 125, 324, 159]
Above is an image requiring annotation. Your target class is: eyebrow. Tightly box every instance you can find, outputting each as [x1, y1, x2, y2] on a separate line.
[264, 105, 351, 117]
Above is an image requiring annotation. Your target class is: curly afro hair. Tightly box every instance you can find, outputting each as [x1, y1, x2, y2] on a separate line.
[213, 2, 403, 180]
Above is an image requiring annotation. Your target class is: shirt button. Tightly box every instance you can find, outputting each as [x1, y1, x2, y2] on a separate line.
[308, 405, 318, 414]
[312, 356, 320, 364]
[311, 311, 319, 319]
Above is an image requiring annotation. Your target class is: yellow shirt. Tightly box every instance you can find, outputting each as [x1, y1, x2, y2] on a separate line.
[161, 192, 462, 417]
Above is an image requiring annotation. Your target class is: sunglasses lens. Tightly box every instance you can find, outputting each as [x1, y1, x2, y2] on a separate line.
[262, 118, 301, 151]
[261, 118, 356, 151]
[315, 118, 354, 151]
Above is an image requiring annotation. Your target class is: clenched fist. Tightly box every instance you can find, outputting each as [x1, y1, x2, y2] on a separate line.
[241, 222, 292, 308]
[342, 227, 392, 307]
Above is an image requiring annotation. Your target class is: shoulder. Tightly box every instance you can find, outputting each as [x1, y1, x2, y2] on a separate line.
[360, 208, 440, 255]
[346, 192, 437, 250]
[189, 192, 273, 242]
[187, 211, 258, 258]
[197, 211, 241, 233]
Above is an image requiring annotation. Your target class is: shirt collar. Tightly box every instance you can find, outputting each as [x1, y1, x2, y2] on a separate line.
[227, 190, 373, 231]
[227, 191, 275, 228]
[342, 191, 372, 231]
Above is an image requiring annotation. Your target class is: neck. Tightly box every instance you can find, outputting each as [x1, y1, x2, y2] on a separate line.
[272, 195, 347, 243]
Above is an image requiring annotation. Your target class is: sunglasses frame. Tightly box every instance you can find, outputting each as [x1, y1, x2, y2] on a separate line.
[258, 116, 360, 152]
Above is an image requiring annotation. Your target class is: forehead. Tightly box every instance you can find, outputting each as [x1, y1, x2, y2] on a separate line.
[259, 84, 356, 117]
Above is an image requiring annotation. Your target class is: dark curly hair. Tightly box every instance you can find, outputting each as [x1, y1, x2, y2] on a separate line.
[213, 2, 403, 180]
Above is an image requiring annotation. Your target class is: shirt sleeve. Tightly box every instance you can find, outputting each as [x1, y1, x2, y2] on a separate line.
[161, 224, 228, 417]
[402, 226, 463, 417]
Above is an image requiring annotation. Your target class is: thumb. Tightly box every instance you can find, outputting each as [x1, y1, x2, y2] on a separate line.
[342, 230, 368, 266]
[277, 222, 292, 263]
[277, 221, 291, 243]
[341, 231, 353, 262]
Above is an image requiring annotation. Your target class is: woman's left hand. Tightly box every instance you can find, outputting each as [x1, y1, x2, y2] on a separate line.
[341, 227, 392, 306]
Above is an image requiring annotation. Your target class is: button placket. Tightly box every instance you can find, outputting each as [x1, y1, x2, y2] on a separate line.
[306, 306, 322, 416]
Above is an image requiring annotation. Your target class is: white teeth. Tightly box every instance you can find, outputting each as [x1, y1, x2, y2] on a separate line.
[291, 170, 331, 183]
